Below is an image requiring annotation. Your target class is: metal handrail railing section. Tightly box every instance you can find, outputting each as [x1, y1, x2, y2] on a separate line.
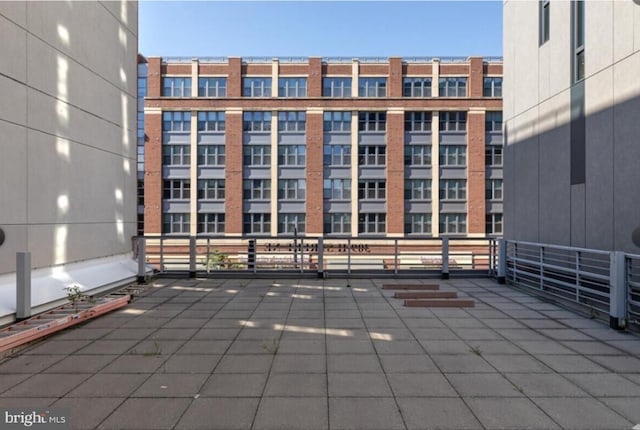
[626, 254, 640, 326]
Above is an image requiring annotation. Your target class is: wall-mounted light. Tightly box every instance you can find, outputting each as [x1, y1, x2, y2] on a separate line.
[0, 227, 5, 247]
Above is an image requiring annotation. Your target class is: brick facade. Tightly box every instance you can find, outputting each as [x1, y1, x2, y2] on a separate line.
[306, 112, 324, 235]
[386, 112, 405, 235]
[467, 111, 486, 235]
[225, 113, 243, 235]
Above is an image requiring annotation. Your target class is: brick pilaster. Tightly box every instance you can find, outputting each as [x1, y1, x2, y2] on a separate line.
[147, 57, 162, 98]
[225, 111, 244, 235]
[308, 57, 323, 97]
[386, 111, 405, 235]
[144, 112, 162, 234]
[306, 111, 324, 235]
[469, 57, 484, 98]
[467, 110, 486, 235]
[227, 57, 242, 97]
[388, 57, 403, 97]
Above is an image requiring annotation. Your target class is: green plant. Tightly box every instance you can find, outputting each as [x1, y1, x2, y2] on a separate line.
[261, 338, 279, 355]
[470, 346, 483, 356]
[141, 341, 162, 357]
[202, 250, 240, 270]
[64, 284, 90, 312]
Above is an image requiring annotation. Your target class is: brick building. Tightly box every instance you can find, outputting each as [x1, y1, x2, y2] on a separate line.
[140, 56, 502, 239]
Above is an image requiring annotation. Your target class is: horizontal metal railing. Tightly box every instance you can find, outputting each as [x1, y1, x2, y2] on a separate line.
[626, 254, 640, 325]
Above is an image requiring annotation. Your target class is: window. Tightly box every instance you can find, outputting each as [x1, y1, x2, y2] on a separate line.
[359, 112, 386, 132]
[198, 112, 225, 131]
[438, 77, 467, 97]
[358, 213, 386, 234]
[198, 145, 225, 166]
[243, 145, 271, 166]
[485, 145, 503, 167]
[486, 213, 503, 235]
[278, 111, 306, 132]
[359, 78, 387, 97]
[163, 213, 190, 234]
[163, 111, 191, 132]
[405, 179, 431, 200]
[403, 78, 432, 97]
[278, 145, 306, 166]
[405, 213, 432, 235]
[439, 145, 467, 166]
[278, 213, 306, 235]
[163, 180, 190, 200]
[163, 77, 191, 97]
[483, 77, 502, 97]
[324, 213, 351, 235]
[278, 78, 306, 97]
[323, 78, 352, 97]
[358, 145, 386, 166]
[405, 112, 432, 132]
[439, 214, 466, 234]
[405, 145, 432, 166]
[162, 145, 190, 166]
[540, 0, 550, 45]
[243, 213, 271, 235]
[198, 77, 227, 97]
[573, 0, 585, 82]
[358, 181, 386, 200]
[486, 179, 503, 201]
[323, 144, 351, 166]
[485, 112, 503, 132]
[198, 213, 225, 234]
[278, 179, 306, 200]
[439, 111, 467, 132]
[243, 77, 272, 97]
[323, 179, 351, 200]
[243, 111, 272, 131]
[243, 179, 271, 200]
[324, 111, 352, 132]
[439, 179, 466, 200]
[198, 179, 225, 200]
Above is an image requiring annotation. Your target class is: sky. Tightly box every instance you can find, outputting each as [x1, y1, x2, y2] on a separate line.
[139, 1, 503, 58]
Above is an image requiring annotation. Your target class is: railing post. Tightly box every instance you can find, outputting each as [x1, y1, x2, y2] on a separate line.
[497, 238, 506, 284]
[137, 237, 146, 284]
[189, 236, 196, 278]
[159, 237, 164, 273]
[16, 252, 31, 320]
[317, 237, 324, 279]
[441, 237, 449, 280]
[394, 239, 399, 275]
[609, 251, 627, 330]
[248, 239, 256, 272]
[347, 238, 351, 275]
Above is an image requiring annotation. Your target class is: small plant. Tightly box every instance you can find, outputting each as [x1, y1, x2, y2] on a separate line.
[514, 384, 525, 394]
[470, 346, 483, 356]
[64, 284, 90, 313]
[261, 338, 279, 355]
[202, 249, 238, 271]
[141, 341, 162, 357]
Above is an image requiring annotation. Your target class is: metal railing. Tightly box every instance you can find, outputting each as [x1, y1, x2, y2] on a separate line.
[626, 254, 640, 325]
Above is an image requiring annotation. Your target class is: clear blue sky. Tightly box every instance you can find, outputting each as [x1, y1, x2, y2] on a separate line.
[139, 1, 503, 58]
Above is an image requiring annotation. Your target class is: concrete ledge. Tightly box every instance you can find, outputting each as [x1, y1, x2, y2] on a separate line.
[394, 291, 458, 299]
[404, 299, 475, 307]
[383, 284, 440, 290]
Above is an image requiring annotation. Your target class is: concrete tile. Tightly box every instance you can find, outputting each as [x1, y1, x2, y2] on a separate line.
[193, 328, 242, 340]
[431, 354, 496, 373]
[373, 340, 424, 354]
[403, 317, 446, 329]
[43, 354, 116, 373]
[466, 397, 560, 430]
[76, 339, 140, 355]
[264, 373, 326, 396]
[606, 340, 640, 355]
[561, 341, 622, 355]
[97, 398, 191, 430]
[201, 374, 267, 397]
[482, 318, 527, 329]
[0, 374, 30, 394]
[379, 354, 438, 373]
[128, 339, 186, 355]
[150, 327, 199, 339]
[227, 339, 278, 354]
[586, 355, 640, 372]
[328, 373, 392, 397]
[67, 373, 149, 397]
[215, 354, 274, 373]
[54, 328, 113, 340]
[447, 373, 523, 397]
[466, 340, 524, 355]
[177, 340, 232, 354]
[100, 355, 167, 373]
[0, 398, 56, 408]
[236, 328, 283, 340]
[533, 397, 633, 430]
[520, 319, 568, 330]
[176, 397, 259, 430]
[53, 397, 122, 430]
[103, 328, 157, 340]
[23, 340, 92, 355]
[439, 317, 484, 328]
[563, 373, 640, 396]
[368, 328, 415, 340]
[254, 397, 328, 430]
[536, 355, 607, 373]
[163, 317, 210, 327]
[514, 340, 575, 355]
[398, 397, 483, 430]
[329, 397, 405, 430]
[600, 397, 640, 424]
[277, 339, 325, 354]
[326, 318, 366, 329]
[482, 354, 551, 373]
[2, 373, 90, 397]
[453, 328, 504, 340]
[271, 354, 326, 373]
[132, 373, 208, 397]
[411, 328, 459, 340]
[499, 329, 548, 341]
[0, 354, 64, 374]
[388, 373, 458, 397]
[328, 354, 382, 373]
[326, 339, 375, 354]
[159, 354, 222, 373]
[504, 373, 589, 397]
[420, 340, 470, 354]
[538, 329, 594, 341]
[364, 318, 405, 329]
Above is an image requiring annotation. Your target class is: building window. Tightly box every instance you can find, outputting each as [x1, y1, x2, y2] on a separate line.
[438, 77, 467, 97]
[198, 145, 225, 166]
[243, 111, 272, 131]
[483, 77, 502, 97]
[198, 77, 227, 97]
[439, 145, 467, 166]
[243, 179, 271, 200]
[163, 111, 191, 132]
[243, 213, 271, 235]
[163, 77, 191, 97]
[162, 145, 190, 166]
[359, 112, 386, 132]
[403, 78, 432, 97]
[198, 112, 225, 131]
[324, 111, 352, 132]
[198, 213, 225, 234]
[405, 179, 431, 200]
[358, 181, 386, 200]
[323, 77, 352, 97]
[323, 144, 351, 166]
[324, 213, 351, 235]
[439, 179, 466, 201]
[323, 179, 351, 200]
[278, 111, 306, 132]
[243, 145, 271, 166]
[163, 180, 190, 200]
[486, 213, 503, 235]
[278, 213, 306, 235]
[243, 77, 272, 97]
[278, 78, 307, 97]
[358, 145, 386, 166]
[439, 111, 467, 132]
[485, 112, 503, 132]
[540, 0, 550, 45]
[405, 145, 432, 166]
[405, 111, 432, 132]
[278, 179, 306, 200]
[573, 0, 585, 82]
[486, 179, 503, 201]
[359, 77, 387, 97]
[486, 145, 503, 167]
[439, 214, 466, 235]
[278, 145, 306, 166]
[358, 213, 386, 234]
[163, 213, 190, 234]
[197, 179, 225, 200]
[405, 213, 432, 235]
